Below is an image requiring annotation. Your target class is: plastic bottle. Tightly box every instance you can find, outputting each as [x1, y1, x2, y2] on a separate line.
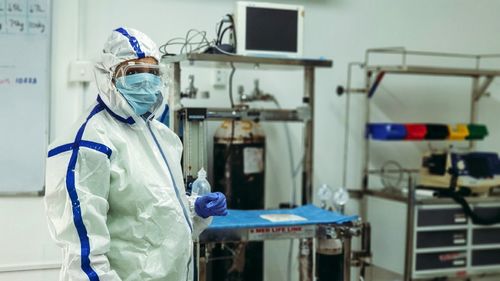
[191, 168, 211, 196]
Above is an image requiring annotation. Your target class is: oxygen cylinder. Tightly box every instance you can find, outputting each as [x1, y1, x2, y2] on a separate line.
[211, 120, 265, 281]
[213, 120, 265, 209]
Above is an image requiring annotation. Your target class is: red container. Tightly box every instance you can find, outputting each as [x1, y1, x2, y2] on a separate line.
[405, 124, 427, 140]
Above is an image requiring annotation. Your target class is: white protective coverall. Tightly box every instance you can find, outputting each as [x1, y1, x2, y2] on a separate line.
[44, 27, 210, 281]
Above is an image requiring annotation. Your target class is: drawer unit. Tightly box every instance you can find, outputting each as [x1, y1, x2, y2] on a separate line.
[472, 249, 500, 266]
[474, 206, 500, 222]
[368, 196, 500, 280]
[473, 228, 500, 245]
[416, 251, 466, 271]
[416, 230, 467, 249]
[417, 208, 467, 227]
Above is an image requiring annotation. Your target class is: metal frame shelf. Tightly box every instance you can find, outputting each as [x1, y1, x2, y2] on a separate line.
[343, 48, 500, 281]
[162, 54, 325, 199]
[366, 189, 500, 206]
[162, 53, 333, 68]
[365, 65, 500, 77]
[180, 107, 308, 123]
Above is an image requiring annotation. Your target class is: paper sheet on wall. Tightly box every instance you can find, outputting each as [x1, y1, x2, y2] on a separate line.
[0, 0, 51, 194]
[243, 147, 264, 175]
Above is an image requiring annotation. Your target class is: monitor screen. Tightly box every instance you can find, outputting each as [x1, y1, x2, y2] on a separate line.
[245, 7, 298, 53]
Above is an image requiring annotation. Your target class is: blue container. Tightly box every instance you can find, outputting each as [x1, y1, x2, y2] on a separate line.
[368, 123, 407, 140]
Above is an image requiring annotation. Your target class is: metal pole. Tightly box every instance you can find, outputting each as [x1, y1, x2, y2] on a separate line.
[194, 242, 200, 281]
[198, 243, 207, 281]
[473, 76, 494, 102]
[471, 77, 479, 123]
[402, 49, 407, 70]
[470, 77, 479, 150]
[342, 62, 364, 188]
[343, 236, 352, 281]
[362, 70, 372, 193]
[300, 66, 315, 281]
[183, 115, 191, 179]
[360, 222, 371, 278]
[403, 174, 415, 281]
[168, 62, 181, 133]
[299, 238, 313, 281]
[358, 69, 372, 281]
[358, 69, 373, 248]
[303, 66, 315, 205]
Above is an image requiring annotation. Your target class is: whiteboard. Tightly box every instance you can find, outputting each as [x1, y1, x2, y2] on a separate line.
[0, 0, 51, 194]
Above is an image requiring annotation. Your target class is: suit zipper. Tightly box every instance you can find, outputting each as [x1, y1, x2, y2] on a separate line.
[146, 122, 193, 233]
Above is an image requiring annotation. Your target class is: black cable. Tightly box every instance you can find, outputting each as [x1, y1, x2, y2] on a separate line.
[438, 188, 500, 225]
[224, 62, 237, 165]
[215, 20, 224, 45]
[218, 26, 233, 44]
[227, 14, 237, 50]
[433, 169, 500, 225]
[228, 62, 236, 108]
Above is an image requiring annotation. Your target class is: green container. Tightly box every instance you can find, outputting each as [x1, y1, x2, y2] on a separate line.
[466, 124, 488, 140]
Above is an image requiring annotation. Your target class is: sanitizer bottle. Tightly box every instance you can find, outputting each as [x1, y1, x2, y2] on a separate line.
[191, 168, 211, 196]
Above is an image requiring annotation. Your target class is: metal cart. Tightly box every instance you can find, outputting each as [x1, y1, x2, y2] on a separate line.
[161, 53, 362, 281]
[196, 205, 360, 281]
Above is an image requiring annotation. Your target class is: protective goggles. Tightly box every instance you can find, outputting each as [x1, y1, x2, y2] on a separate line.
[113, 62, 167, 89]
[114, 61, 167, 79]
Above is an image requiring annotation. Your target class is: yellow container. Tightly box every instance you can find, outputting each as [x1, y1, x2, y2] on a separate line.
[448, 124, 469, 140]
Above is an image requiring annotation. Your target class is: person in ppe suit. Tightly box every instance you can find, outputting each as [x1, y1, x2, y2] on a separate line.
[44, 27, 227, 281]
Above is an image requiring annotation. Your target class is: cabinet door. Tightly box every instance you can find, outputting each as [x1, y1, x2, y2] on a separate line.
[473, 206, 500, 223]
[417, 208, 467, 227]
[473, 228, 500, 245]
[417, 230, 467, 248]
[416, 251, 466, 271]
[472, 249, 500, 266]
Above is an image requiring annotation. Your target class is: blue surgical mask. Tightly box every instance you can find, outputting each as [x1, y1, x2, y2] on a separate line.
[115, 73, 162, 116]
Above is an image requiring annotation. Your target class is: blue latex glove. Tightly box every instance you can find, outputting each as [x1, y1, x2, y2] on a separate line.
[195, 192, 228, 219]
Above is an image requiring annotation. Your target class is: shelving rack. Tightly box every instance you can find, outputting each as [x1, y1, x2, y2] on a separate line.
[162, 54, 363, 281]
[161, 53, 332, 205]
[343, 48, 500, 281]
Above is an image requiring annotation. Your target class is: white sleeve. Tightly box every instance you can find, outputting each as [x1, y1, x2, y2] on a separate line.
[187, 195, 213, 238]
[44, 146, 122, 281]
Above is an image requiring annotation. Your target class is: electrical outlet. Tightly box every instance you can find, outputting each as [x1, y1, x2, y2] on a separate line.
[69, 61, 94, 82]
[213, 69, 227, 88]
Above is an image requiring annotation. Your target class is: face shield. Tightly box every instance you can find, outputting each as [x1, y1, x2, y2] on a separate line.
[114, 61, 168, 90]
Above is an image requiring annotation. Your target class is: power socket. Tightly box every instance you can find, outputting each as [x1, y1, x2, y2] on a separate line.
[69, 61, 94, 82]
[213, 69, 227, 88]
